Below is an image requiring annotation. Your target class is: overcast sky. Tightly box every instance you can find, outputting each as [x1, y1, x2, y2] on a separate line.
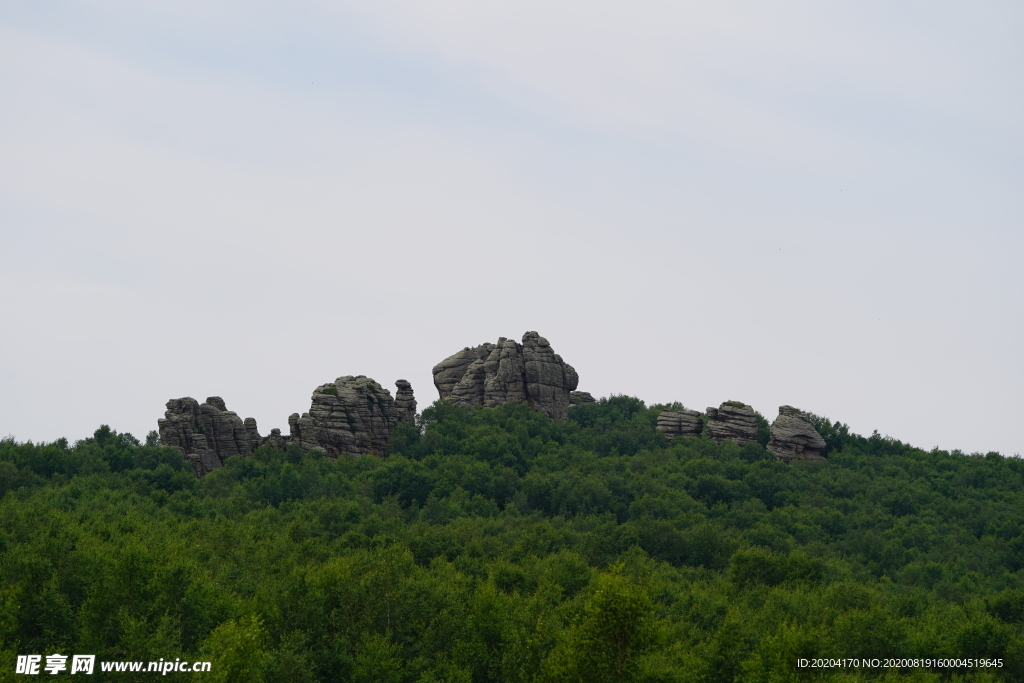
[2, 1, 1021, 455]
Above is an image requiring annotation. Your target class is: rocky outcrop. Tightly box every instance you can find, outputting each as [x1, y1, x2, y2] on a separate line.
[395, 380, 417, 424]
[160, 378, 417, 474]
[433, 345, 493, 402]
[657, 409, 703, 441]
[523, 332, 580, 419]
[288, 375, 413, 458]
[706, 401, 759, 446]
[158, 396, 260, 458]
[158, 397, 203, 454]
[570, 391, 597, 405]
[767, 406, 827, 463]
[263, 428, 289, 451]
[432, 332, 579, 419]
[158, 396, 261, 476]
[184, 434, 224, 477]
[244, 417, 261, 449]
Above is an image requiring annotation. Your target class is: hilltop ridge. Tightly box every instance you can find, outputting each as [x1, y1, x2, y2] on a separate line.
[158, 332, 843, 476]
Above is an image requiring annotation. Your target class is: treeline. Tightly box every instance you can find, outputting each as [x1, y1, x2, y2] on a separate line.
[1, 398, 1023, 682]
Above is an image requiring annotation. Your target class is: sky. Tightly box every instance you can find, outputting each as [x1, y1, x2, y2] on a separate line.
[1, 1, 1021, 456]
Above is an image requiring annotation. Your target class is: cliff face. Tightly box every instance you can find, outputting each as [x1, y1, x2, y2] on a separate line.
[432, 331, 579, 419]
[159, 378, 416, 474]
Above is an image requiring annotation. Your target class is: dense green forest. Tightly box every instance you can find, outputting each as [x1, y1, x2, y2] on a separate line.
[2, 397, 1023, 682]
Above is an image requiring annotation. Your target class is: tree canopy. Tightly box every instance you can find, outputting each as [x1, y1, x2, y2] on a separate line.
[1, 397, 1022, 681]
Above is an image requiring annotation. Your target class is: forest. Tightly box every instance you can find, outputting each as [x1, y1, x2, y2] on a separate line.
[1, 397, 1022, 682]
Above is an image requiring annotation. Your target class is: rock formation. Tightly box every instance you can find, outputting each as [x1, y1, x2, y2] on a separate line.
[394, 380, 417, 424]
[657, 409, 703, 441]
[263, 428, 289, 451]
[158, 396, 261, 477]
[156, 335, 834, 475]
[160, 378, 417, 475]
[288, 375, 412, 458]
[432, 332, 579, 419]
[705, 401, 759, 446]
[767, 406, 827, 463]
[570, 391, 597, 405]
[184, 434, 224, 477]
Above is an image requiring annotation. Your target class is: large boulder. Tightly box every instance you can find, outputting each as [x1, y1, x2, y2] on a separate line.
[706, 401, 759, 446]
[767, 406, 827, 463]
[432, 332, 579, 419]
[288, 375, 414, 458]
[657, 409, 703, 441]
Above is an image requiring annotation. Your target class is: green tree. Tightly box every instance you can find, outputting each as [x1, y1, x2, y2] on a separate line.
[542, 565, 655, 683]
[201, 615, 268, 683]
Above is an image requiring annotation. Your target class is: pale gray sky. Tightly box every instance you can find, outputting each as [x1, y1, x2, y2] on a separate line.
[2, 1, 1021, 455]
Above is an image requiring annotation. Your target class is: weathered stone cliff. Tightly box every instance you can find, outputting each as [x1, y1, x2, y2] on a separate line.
[767, 405, 827, 462]
[657, 409, 703, 441]
[706, 401, 759, 446]
[432, 332, 579, 419]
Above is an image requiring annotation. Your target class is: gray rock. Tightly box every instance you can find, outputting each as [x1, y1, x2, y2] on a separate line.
[197, 397, 255, 459]
[570, 391, 597, 405]
[160, 376, 415, 475]
[523, 332, 579, 420]
[183, 433, 223, 477]
[432, 332, 579, 419]
[706, 401, 759, 446]
[767, 405, 827, 463]
[159, 397, 258, 456]
[244, 417, 262, 452]
[159, 396, 259, 467]
[657, 409, 703, 440]
[289, 375, 412, 458]
[264, 427, 288, 451]
[157, 397, 202, 454]
[394, 379, 417, 424]
[433, 345, 493, 401]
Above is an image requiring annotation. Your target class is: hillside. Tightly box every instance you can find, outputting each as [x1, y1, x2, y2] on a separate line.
[2, 397, 1022, 682]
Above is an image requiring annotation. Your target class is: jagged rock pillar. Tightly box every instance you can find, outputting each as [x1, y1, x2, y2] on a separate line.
[395, 379, 417, 424]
